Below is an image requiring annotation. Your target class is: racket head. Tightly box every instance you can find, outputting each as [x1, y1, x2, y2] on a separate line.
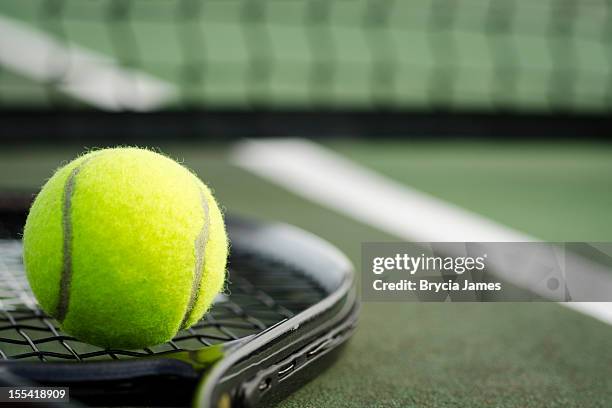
[199, 218, 359, 407]
[0, 214, 358, 407]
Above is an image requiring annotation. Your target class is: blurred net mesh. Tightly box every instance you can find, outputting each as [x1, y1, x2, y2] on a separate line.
[0, 0, 611, 112]
[0, 240, 326, 361]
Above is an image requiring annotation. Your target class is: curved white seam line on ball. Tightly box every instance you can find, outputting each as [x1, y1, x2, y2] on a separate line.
[181, 188, 211, 329]
[57, 158, 92, 322]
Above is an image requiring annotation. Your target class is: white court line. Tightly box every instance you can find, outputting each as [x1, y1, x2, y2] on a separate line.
[0, 15, 176, 110]
[231, 138, 612, 326]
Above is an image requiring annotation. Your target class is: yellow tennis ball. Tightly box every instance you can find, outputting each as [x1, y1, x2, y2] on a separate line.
[23, 147, 228, 349]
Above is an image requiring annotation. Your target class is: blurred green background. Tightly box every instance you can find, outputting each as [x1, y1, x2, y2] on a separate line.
[1, 0, 612, 111]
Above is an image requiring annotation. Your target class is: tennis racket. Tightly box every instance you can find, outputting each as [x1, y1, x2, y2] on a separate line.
[0, 210, 358, 407]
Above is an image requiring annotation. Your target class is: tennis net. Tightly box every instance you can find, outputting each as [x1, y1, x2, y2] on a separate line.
[0, 0, 610, 113]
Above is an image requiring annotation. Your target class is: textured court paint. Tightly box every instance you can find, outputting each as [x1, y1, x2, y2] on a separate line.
[181, 188, 211, 329]
[232, 139, 612, 327]
[23, 148, 228, 349]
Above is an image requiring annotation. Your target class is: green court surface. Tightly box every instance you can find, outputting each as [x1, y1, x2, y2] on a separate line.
[329, 141, 612, 241]
[1, 141, 612, 407]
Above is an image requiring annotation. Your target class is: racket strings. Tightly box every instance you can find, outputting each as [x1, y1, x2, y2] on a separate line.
[0, 241, 327, 362]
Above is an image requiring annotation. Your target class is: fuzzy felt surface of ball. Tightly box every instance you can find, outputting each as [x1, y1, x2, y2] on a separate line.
[23, 147, 228, 349]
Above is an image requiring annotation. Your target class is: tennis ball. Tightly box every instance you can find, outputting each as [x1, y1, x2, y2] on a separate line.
[23, 147, 228, 349]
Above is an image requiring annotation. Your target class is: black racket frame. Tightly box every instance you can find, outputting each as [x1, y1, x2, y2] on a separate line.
[0, 216, 358, 407]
